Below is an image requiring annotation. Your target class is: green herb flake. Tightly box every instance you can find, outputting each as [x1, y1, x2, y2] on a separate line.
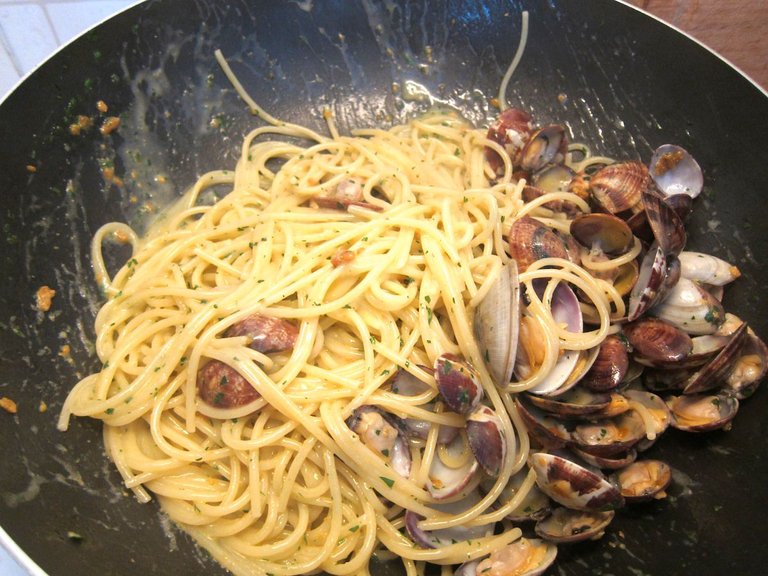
[380, 476, 395, 488]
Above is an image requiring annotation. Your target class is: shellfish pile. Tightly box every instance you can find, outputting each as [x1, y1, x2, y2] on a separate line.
[343, 108, 766, 575]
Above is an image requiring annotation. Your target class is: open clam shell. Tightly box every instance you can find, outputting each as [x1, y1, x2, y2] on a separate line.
[526, 281, 586, 396]
[535, 507, 615, 544]
[427, 432, 479, 500]
[570, 213, 635, 256]
[389, 369, 460, 444]
[465, 538, 557, 576]
[623, 389, 671, 450]
[474, 262, 520, 388]
[724, 331, 768, 399]
[682, 322, 749, 394]
[572, 447, 638, 471]
[570, 410, 647, 457]
[518, 124, 568, 172]
[666, 393, 739, 432]
[525, 388, 612, 418]
[530, 451, 625, 511]
[515, 396, 572, 448]
[531, 163, 577, 194]
[611, 460, 672, 502]
[346, 406, 412, 478]
[405, 489, 494, 548]
[649, 144, 703, 199]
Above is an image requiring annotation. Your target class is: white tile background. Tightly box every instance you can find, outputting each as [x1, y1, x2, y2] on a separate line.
[0, 7, 141, 576]
[0, 0, 139, 98]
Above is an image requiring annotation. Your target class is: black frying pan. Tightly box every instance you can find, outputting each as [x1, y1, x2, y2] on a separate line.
[1, 1, 767, 574]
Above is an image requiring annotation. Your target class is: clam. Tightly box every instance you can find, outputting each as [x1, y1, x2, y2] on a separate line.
[483, 470, 551, 522]
[622, 389, 671, 450]
[642, 187, 686, 256]
[650, 277, 725, 335]
[666, 393, 739, 432]
[466, 406, 506, 477]
[518, 124, 568, 172]
[572, 448, 638, 471]
[649, 144, 703, 199]
[580, 335, 629, 392]
[427, 432, 479, 500]
[641, 368, 689, 393]
[525, 388, 612, 418]
[623, 317, 693, 366]
[682, 322, 748, 394]
[570, 213, 635, 256]
[535, 507, 615, 544]
[591, 392, 632, 418]
[346, 406, 412, 478]
[435, 353, 484, 415]
[197, 360, 261, 416]
[389, 369, 460, 444]
[529, 451, 624, 511]
[314, 177, 382, 212]
[454, 560, 482, 576]
[405, 490, 494, 548]
[589, 161, 649, 215]
[627, 245, 668, 322]
[613, 259, 640, 298]
[665, 192, 695, 221]
[514, 396, 571, 449]
[678, 251, 741, 286]
[226, 314, 298, 354]
[570, 410, 646, 457]
[531, 163, 577, 194]
[474, 262, 520, 388]
[486, 107, 534, 174]
[612, 460, 672, 502]
[525, 281, 586, 396]
[508, 216, 575, 273]
[465, 538, 557, 576]
[724, 331, 768, 399]
[635, 330, 730, 371]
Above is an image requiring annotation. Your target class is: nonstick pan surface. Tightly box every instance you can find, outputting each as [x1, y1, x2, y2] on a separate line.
[1, 1, 767, 574]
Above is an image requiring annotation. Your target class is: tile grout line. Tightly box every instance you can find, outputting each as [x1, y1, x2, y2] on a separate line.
[0, 23, 23, 75]
[41, 4, 63, 45]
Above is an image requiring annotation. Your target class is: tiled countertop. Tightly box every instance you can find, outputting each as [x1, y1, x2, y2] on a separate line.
[0, 0, 138, 97]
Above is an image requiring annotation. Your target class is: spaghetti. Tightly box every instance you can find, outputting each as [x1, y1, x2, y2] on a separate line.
[58, 42, 645, 576]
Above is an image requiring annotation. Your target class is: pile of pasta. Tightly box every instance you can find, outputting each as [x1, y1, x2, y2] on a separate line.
[59, 81, 623, 574]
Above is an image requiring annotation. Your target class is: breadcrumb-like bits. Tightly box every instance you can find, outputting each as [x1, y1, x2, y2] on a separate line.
[100, 116, 121, 135]
[0, 397, 18, 414]
[36, 285, 56, 312]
